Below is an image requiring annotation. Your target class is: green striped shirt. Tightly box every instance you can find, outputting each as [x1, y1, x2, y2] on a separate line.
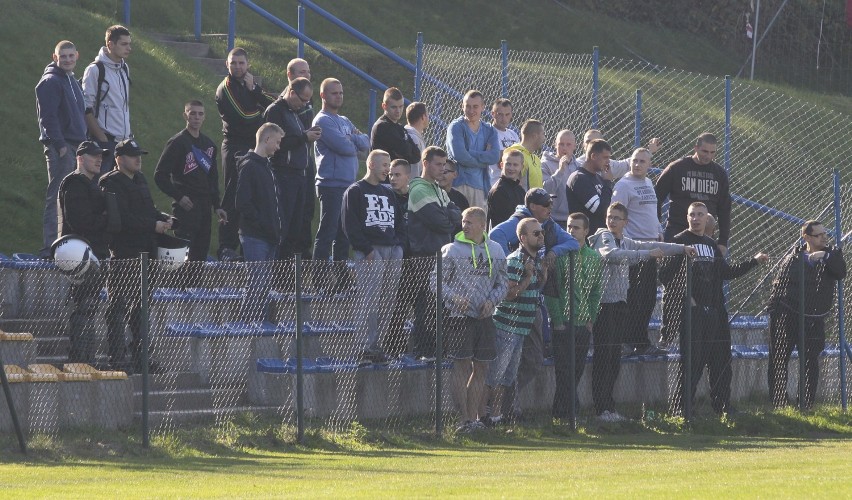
[493, 248, 541, 335]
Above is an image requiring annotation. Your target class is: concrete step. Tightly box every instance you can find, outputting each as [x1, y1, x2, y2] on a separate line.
[137, 404, 283, 426]
[160, 40, 212, 58]
[133, 387, 249, 413]
[193, 57, 229, 77]
[0, 318, 65, 336]
[131, 371, 207, 392]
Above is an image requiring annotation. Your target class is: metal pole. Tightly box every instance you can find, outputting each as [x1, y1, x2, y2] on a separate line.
[435, 252, 443, 437]
[724, 76, 732, 177]
[592, 47, 600, 129]
[414, 32, 423, 102]
[501, 40, 509, 98]
[123, 0, 130, 25]
[798, 248, 806, 411]
[834, 169, 848, 410]
[227, 0, 236, 52]
[368, 89, 377, 131]
[568, 251, 576, 431]
[140, 252, 150, 448]
[295, 255, 305, 443]
[684, 256, 693, 423]
[634, 89, 642, 149]
[297, 4, 305, 59]
[0, 353, 26, 453]
[194, 0, 202, 41]
[750, 0, 760, 80]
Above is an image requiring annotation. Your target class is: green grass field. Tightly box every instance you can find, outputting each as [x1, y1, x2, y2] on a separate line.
[2, 408, 851, 497]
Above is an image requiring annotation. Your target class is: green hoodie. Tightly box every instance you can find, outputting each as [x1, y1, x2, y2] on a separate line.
[544, 245, 603, 327]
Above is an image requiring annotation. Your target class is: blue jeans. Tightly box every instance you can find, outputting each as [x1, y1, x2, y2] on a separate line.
[313, 186, 349, 262]
[239, 235, 277, 323]
[43, 142, 78, 251]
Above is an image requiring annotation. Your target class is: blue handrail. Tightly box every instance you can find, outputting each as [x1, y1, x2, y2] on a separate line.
[299, 0, 416, 73]
[235, 0, 393, 94]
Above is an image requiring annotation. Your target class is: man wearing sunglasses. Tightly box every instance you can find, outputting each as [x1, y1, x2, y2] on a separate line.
[767, 220, 846, 410]
[262, 77, 322, 258]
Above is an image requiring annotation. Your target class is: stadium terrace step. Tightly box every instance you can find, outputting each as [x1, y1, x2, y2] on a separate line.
[130, 371, 207, 392]
[0, 318, 66, 336]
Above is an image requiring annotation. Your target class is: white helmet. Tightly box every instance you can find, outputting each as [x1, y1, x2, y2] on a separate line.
[157, 234, 190, 271]
[51, 235, 100, 284]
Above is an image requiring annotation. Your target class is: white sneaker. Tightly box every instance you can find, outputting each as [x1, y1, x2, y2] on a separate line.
[598, 410, 628, 423]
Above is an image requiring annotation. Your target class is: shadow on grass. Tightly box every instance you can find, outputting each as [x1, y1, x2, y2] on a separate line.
[1, 405, 850, 467]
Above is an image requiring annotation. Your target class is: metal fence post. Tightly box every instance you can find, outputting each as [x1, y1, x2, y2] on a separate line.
[435, 252, 443, 437]
[501, 40, 509, 98]
[798, 248, 806, 411]
[568, 251, 576, 431]
[684, 256, 693, 424]
[368, 89, 377, 131]
[228, 0, 236, 52]
[194, 0, 202, 41]
[297, 4, 305, 59]
[295, 255, 305, 443]
[123, 0, 130, 25]
[0, 350, 26, 453]
[414, 32, 423, 102]
[634, 89, 642, 149]
[592, 47, 599, 129]
[724, 76, 732, 176]
[834, 169, 848, 410]
[140, 252, 150, 448]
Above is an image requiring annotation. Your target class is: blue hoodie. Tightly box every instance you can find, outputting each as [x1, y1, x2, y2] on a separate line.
[35, 62, 87, 146]
[489, 204, 580, 256]
[445, 116, 500, 195]
[313, 110, 369, 189]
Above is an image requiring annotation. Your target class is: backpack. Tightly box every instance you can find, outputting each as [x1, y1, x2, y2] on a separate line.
[79, 60, 131, 118]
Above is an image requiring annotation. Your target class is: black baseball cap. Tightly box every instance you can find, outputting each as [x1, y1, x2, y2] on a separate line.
[76, 141, 109, 157]
[114, 139, 148, 157]
[525, 188, 555, 207]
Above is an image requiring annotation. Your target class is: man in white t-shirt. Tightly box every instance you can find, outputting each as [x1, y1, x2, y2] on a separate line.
[487, 98, 519, 186]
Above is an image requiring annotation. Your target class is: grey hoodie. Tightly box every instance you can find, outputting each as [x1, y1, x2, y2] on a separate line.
[588, 227, 685, 304]
[433, 231, 508, 318]
[541, 151, 578, 223]
[82, 47, 131, 140]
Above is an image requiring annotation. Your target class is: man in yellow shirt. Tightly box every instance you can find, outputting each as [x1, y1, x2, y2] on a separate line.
[505, 119, 545, 190]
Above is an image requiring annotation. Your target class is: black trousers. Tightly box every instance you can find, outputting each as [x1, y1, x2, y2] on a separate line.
[105, 259, 143, 365]
[218, 138, 252, 253]
[624, 259, 658, 349]
[68, 268, 105, 364]
[409, 256, 437, 358]
[671, 305, 732, 415]
[768, 309, 825, 409]
[552, 323, 591, 418]
[174, 196, 212, 262]
[592, 301, 628, 414]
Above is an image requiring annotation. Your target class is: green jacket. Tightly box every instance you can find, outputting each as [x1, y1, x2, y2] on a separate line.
[549, 245, 603, 327]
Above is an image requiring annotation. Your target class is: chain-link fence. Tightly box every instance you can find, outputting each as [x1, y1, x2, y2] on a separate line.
[1, 246, 849, 443]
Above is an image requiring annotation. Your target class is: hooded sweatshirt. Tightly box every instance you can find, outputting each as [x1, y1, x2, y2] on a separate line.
[35, 62, 87, 146]
[541, 152, 578, 223]
[82, 47, 132, 141]
[435, 231, 509, 318]
[407, 177, 461, 255]
[588, 227, 685, 304]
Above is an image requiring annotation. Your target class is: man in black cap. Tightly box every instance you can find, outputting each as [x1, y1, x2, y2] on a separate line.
[99, 139, 172, 373]
[57, 140, 113, 363]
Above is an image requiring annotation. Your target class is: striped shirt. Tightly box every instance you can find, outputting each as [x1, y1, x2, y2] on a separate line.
[493, 248, 542, 335]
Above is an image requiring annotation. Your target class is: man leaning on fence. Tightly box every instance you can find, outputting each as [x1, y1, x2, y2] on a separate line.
[589, 201, 694, 422]
[342, 150, 404, 365]
[660, 202, 767, 417]
[767, 220, 846, 410]
[436, 206, 508, 432]
[99, 139, 173, 374]
[407, 146, 462, 360]
[58, 141, 113, 364]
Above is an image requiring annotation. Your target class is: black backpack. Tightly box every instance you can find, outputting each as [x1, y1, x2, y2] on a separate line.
[79, 60, 131, 117]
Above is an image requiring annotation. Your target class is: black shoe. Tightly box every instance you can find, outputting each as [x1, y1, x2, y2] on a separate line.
[218, 247, 244, 262]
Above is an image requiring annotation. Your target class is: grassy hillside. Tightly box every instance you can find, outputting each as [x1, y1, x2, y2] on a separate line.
[1, 0, 850, 255]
